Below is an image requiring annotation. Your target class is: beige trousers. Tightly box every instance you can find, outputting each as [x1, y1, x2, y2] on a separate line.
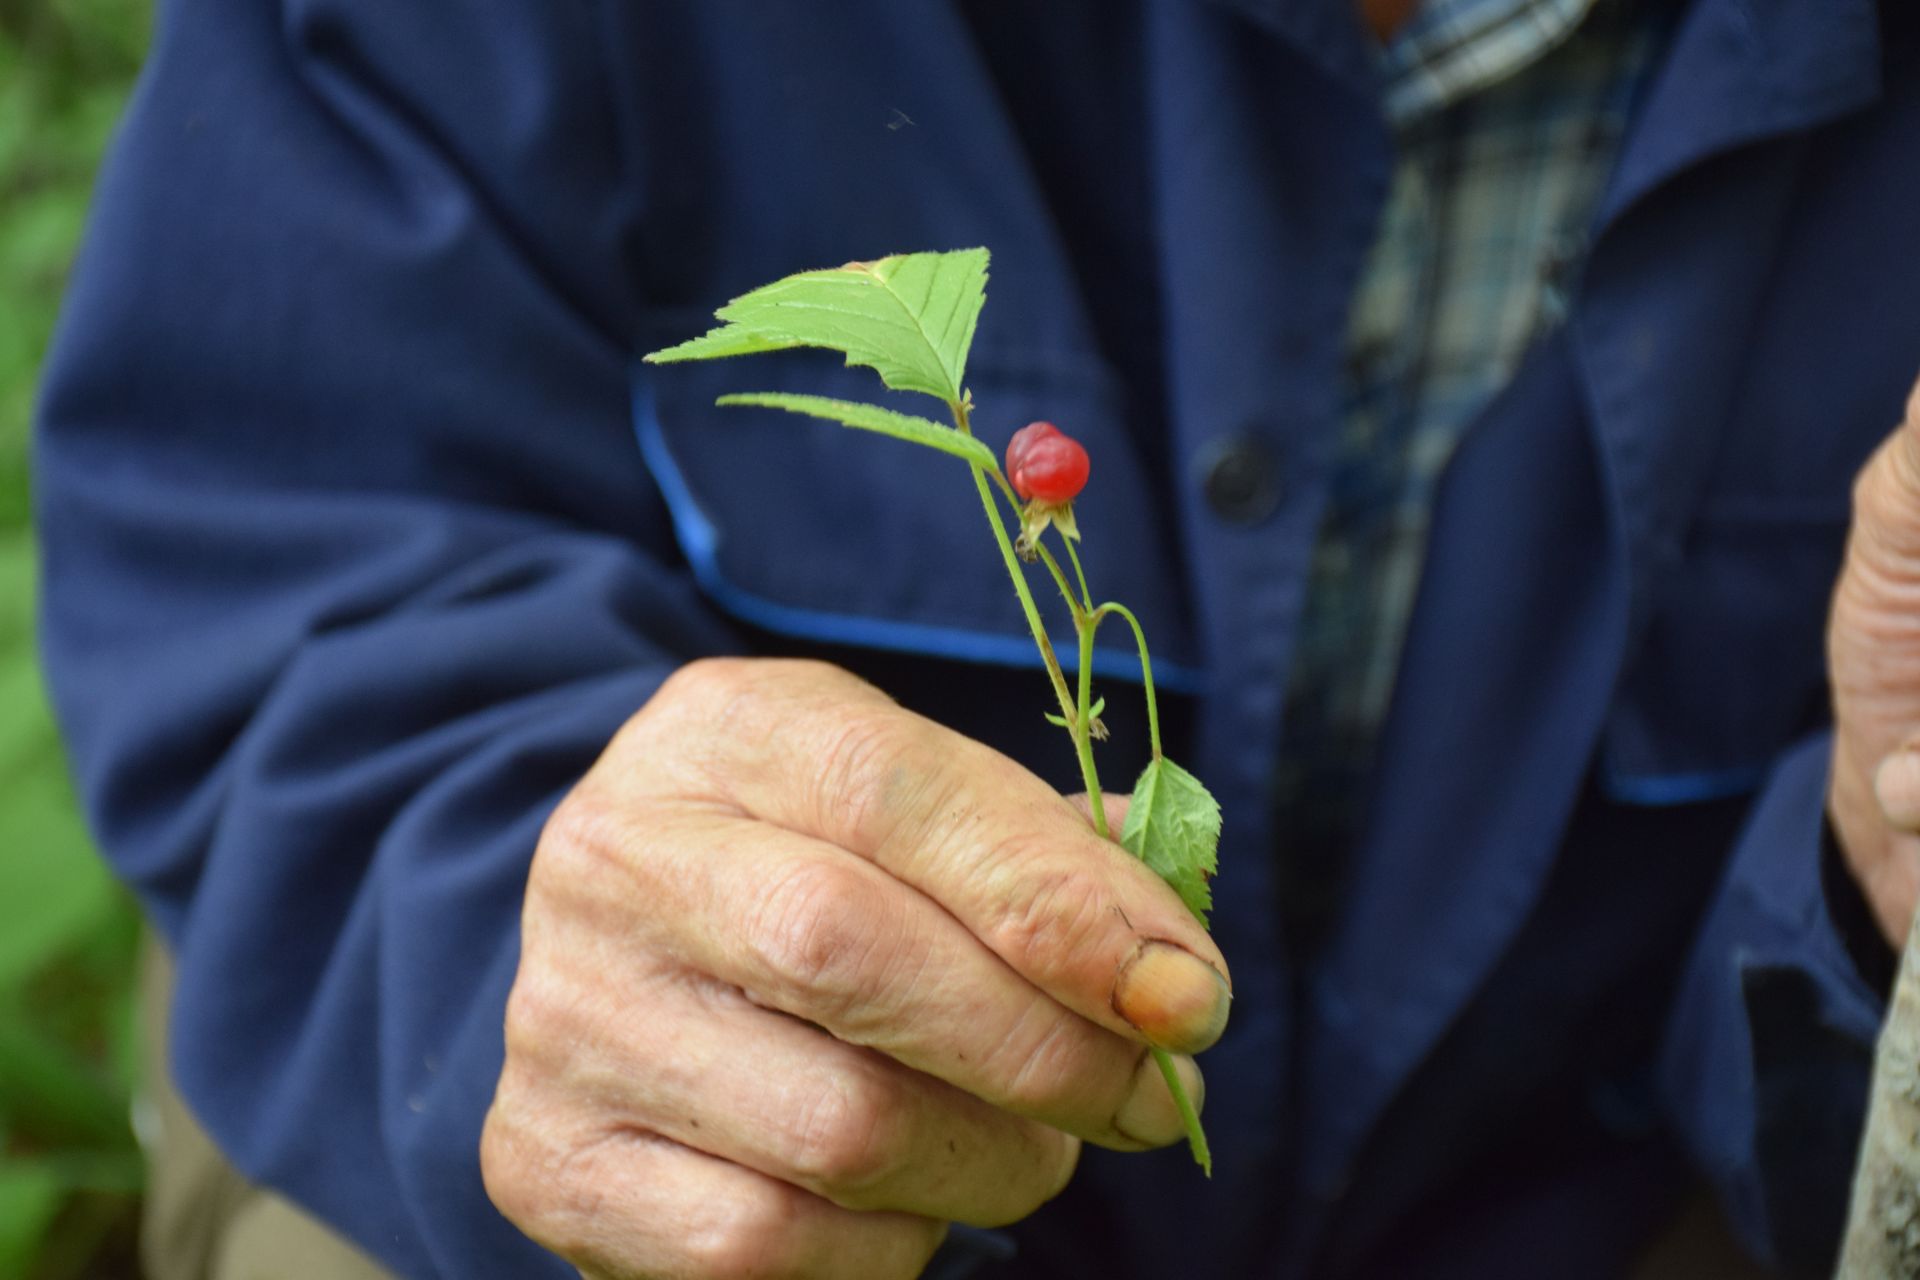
[138, 941, 396, 1280]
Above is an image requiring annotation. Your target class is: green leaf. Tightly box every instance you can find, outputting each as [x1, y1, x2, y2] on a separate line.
[1119, 758, 1221, 926]
[642, 326, 803, 363]
[645, 249, 989, 404]
[715, 393, 997, 469]
[1043, 696, 1105, 730]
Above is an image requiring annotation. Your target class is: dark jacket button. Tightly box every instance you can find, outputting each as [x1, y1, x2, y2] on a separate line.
[1199, 438, 1281, 525]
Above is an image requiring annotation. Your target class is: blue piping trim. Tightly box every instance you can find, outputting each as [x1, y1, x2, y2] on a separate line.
[1602, 764, 1767, 807]
[631, 376, 1204, 693]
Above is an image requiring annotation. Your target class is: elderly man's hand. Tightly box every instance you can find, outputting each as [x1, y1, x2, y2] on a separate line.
[1830, 373, 1920, 947]
[480, 658, 1229, 1279]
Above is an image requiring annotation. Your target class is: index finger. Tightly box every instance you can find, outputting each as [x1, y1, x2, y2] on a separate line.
[641, 659, 1232, 1055]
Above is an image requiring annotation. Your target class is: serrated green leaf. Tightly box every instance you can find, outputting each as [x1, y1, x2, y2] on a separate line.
[1119, 758, 1221, 926]
[715, 393, 996, 469]
[644, 327, 804, 364]
[644, 249, 989, 404]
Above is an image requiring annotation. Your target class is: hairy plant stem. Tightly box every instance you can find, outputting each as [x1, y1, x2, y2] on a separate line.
[1091, 601, 1162, 763]
[1032, 540, 1087, 627]
[1074, 613, 1109, 838]
[1062, 536, 1095, 621]
[952, 399, 1209, 1174]
[956, 403, 1081, 741]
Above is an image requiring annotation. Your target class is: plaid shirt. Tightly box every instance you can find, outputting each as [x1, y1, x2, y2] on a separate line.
[1274, 0, 1664, 946]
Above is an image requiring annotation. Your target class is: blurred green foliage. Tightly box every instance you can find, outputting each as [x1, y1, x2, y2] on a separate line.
[2, 0, 153, 1275]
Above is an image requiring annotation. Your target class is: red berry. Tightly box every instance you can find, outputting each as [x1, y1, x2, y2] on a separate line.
[1006, 421, 1090, 503]
[1006, 420, 1060, 479]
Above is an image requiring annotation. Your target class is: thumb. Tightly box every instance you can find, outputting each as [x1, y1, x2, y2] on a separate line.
[1847, 378, 1920, 574]
[1830, 370, 1920, 943]
[1832, 374, 1920, 730]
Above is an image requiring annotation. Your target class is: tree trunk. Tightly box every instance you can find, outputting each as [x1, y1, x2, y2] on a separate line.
[1838, 907, 1920, 1277]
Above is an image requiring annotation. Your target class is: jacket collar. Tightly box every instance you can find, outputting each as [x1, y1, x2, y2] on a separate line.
[1194, 0, 1883, 161]
[1598, 0, 1883, 227]
[1197, 0, 1381, 94]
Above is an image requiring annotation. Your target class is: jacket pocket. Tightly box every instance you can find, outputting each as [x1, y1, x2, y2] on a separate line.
[1599, 500, 1846, 805]
[632, 329, 1202, 688]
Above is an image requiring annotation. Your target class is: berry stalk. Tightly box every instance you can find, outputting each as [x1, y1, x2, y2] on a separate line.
[953, 399, 1210, 1173]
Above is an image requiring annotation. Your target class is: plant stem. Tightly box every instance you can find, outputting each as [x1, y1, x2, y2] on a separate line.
[955, 399, 1208, 1176]
[1063, 535, 1095, 614]
[967, 465, 1078, 723]
[1091, 602, 1162, 762]
[1155, 1049, 1212, 1174]
[1032, 541, 1086, 624]
[1075, 614, 1109, 839]
[954, 401, 1097, 790]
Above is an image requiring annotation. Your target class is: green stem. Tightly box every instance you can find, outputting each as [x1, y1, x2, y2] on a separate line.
[968, 465, 1077, 721]
[1062, 535, 1095, 614]
[1090, 601, 1162, 762]
[1032, 541, 1086, 625]
[954, 402, 1097, 790]
[1154, 1049, 1212, 1175]
[956, 401, 1206, 1175]
[1078, 603, 1203, 1171]
[1074, 613, 1109, 839]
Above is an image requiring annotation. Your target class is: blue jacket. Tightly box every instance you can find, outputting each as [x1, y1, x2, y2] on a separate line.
[33, 0, 1920, 1276]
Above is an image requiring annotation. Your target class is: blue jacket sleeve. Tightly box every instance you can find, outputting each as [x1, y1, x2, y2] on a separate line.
[32, 1, 739, 1274]
[1659, 733, 1889, 1274]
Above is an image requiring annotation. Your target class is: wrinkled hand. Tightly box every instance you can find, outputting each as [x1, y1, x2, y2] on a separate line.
[481, 658, 1230, 1279]
[1830, 374, 1920, 946]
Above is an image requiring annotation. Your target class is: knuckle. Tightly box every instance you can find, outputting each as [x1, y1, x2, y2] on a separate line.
[477, 1101, 534, 1222]
[655, 655, 753, 714]
[982, 856, 1115, 981]
[538, 788, 618, 870]
[992, 1013, 1107, 1119]
[485, 1121, 647, 1266]
[812, 705, 943, 850]
[628, 658, 759, 762]
[784, 1067, 906, 1199]
[477, 1095, 579, 1245]
[654, 656, 851, 730]
[500, 968, 565, 1065]
[529, 788, 660, 928]
[745, 862, 895, 1021]
[682, 1185, 802, 1280]
[500, 976, 542, 1061]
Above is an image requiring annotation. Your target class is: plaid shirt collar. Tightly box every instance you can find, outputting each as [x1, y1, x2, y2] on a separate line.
[1383, 0, 1601, 122]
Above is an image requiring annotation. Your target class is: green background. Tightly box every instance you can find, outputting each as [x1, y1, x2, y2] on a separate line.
[2, 0, 154, 1275]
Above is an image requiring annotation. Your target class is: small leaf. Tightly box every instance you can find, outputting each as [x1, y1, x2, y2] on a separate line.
[643, 249, 989, 404]
[1043, 696, 1105, 730]
[715, 393, 996, 469]
[1119, 758, 1221, 926]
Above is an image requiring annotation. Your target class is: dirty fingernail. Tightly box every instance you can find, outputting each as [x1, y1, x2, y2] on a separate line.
[1113, 1052, 1206, 1148]
[1112, 940, 1231, 1054]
